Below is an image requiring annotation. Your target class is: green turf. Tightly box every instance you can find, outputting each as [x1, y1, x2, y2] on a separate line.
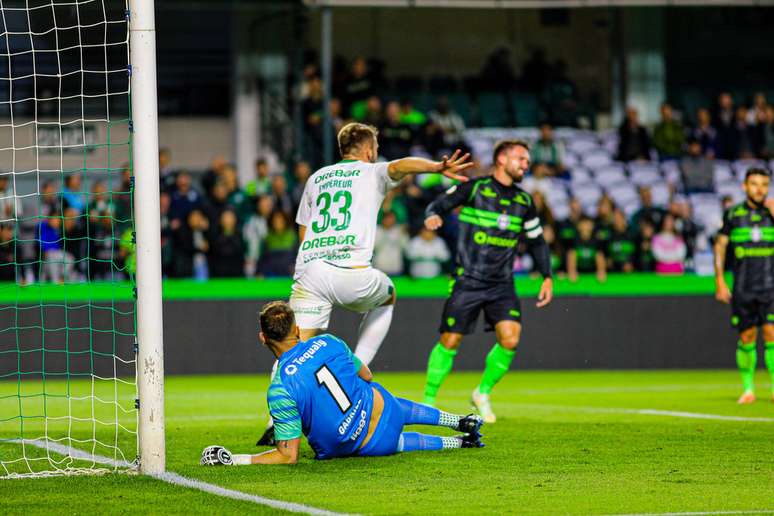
[2, 370, 774, 515]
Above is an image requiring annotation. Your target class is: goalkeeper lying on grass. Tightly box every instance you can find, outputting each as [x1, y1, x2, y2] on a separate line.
[201, 301, 483, 466]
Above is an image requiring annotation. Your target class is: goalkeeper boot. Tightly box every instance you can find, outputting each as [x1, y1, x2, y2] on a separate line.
[200, 445, 233, 466]
[459, 431, 484, 448]
[256, 424, 275, 447]
[737, 391, 756, 405]
[471, 387, 496, 423]
[457, 413, 484, 435]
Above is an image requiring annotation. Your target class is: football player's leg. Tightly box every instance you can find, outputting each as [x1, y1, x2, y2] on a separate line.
[762, 323, 774, 399]
[737, 326, 757, 403]
[354, 281, 395, 365]
[397, 432, 464, 452]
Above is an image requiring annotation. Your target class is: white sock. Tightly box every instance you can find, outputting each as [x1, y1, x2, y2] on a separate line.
[231, 454, 252, 465]
[354, 304, 394, 365]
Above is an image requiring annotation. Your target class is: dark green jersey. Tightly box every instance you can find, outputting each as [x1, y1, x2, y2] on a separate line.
[608, 230, 636, 270]
[719, 202, 774, 293]
[426, 176, 550, 282]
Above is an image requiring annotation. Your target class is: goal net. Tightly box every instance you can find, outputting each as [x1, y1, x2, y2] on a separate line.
[0, 0, 138, 477]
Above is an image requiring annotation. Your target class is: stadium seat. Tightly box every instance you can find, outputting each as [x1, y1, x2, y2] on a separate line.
[733, 159, 767, 179]
[448, 93, 473, 126]
[428, 75, 459, 94]
[712, 161, 733, 184]
[562, 152, 580, 169]
[566, 139, 600, 155]
[581, 150, 613, 169]
[509, 93, 540, 127]
[607, 182, 639, 208]
[650, 183, 671, 207]
[477, 92, 510, 127]
[629, 164, 663, 187]
[593, 164, 627, 187]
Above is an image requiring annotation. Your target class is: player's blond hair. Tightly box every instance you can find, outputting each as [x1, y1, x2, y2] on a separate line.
[492, 139, 530, 165]
[338, 122, 378, 157]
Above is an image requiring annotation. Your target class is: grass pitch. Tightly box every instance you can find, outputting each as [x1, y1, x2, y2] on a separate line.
[2, 370, 774, 515]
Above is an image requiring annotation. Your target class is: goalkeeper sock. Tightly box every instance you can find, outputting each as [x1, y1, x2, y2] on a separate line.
[736, 341, 757, 393]
[397, 397, 460, 429]
[231, 454, 252, 465]
[478, 343, 516, 395]
[355, 304, 394, 366]
[765, 342, 774, 393]
[397, 432, 461, 453]
[423, 343, 457, 405]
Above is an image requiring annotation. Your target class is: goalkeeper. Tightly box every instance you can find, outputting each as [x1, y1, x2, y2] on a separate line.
[421, 140, 553, 422]
[201, 301, 483, 466]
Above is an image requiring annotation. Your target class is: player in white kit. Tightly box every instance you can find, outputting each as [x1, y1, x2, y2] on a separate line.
[291, 122, 472, 363]
[257, 123, 471, 446]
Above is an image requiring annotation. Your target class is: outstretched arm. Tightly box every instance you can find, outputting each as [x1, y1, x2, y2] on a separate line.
[388, 149, 473, 182]
[424, 180, 476, 231]
[249, 438, 300, 464]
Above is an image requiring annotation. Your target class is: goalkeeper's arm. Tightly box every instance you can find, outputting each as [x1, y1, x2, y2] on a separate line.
[231, 437, 301, 465]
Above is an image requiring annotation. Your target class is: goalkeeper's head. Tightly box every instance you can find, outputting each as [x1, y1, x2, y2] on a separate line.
[258, 301, 301, 356]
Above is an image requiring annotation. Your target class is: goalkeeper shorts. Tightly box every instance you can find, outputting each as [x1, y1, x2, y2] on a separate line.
[357, 382, 404, 457]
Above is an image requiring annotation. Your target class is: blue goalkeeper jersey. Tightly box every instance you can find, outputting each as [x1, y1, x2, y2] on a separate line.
[267, 334, 374, 460]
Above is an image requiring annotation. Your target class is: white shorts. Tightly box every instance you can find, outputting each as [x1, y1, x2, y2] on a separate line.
[289, 260, 394, 330]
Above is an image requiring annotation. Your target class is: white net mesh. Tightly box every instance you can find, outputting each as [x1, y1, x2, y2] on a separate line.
[0, 0, 137, 478]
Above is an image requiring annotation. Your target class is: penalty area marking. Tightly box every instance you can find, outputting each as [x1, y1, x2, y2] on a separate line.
[17, 439, 355, 516]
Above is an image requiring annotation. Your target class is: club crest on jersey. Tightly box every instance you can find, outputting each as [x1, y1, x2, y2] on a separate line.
[752, 226, 762, 242]
[497, 213, 510, 230]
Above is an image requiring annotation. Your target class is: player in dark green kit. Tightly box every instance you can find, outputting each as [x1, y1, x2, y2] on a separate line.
[421, 140, 554, 422]
[714, 167, 774, 404]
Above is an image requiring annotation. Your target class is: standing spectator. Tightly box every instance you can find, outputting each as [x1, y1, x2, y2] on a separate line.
[291, 161, 312, 211]
[243, 195, 273, 278]
[543, 59, 579, 127]
[259, 210, 297, 277]
[669, 199, 699, 263]
[353, 95, 383, 127]
[731, 106, 755, 159]
[245, 159, 272, 198]
[373, 211, 409, 276]
[40, 180, 59, 218]
[112, 165, 133, 233]
[169, 171, 203, 226]
[630, 186, 666, 235]
[398, 99, 427, 128]
[634, 219, 656, 272]
[204, 181, 230, 227]
[532, 122, 566, 174]
[0, 175, 20, 221]
[160, 191, 174, 278]
[0, 224, 16, 281]
[680, 138, 715, 194]
[171, 209, 209, 279]
[37, 211, 74, 283]
[270, 173, 294, 216]
[343, 57, 374, 116]
[757, 105, 774, 159]
[608, 209, 635, 273]
[594, 195, 615, 247]
[747, 92, 768, 125]
[159, 147, 176, 193]
[428, 96, 466, 150]
[62, 207, 85, 280]
[208, 210, 245, 278]
[616, 107, 651, 162]
[713, 92, 736, 160]
[652, 213, 687, 274]
[221, 166, 251, 224]
[200, 155, 228, 198]
[690, 107, 717, 158]
[86, 181, 115, 279]
[405, 227, 450, 279]
[62, 174, 85, 213]
[379, 101, 414, 160]
[566, 216, 606, 283]
[557, 197, 583, 252]
[479, 47, 517, 92]
[653, 103, 685, 160]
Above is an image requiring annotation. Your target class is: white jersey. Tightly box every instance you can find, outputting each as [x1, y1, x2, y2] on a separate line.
[294, 159, 399, 279]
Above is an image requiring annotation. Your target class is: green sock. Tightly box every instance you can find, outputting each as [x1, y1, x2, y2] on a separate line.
[478, 343, 516, 395]
[423, 343, 457, 404]
[765, 343, 774, 394]
[736, 341, 757, 394]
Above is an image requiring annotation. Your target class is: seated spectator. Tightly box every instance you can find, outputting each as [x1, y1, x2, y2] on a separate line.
[37, 211, 74, 283]
[379, 101, 414, 160]
[291, 161, 312, 211]
[524, 163, 554, 197]
[243, 195, 273, 278]
[566, 216, 606, 283]
[747, 92, 768, 125]
[171, 209, 209, 279]
[690, 108, 717, 158]
[399, 98, 426, 128]
[556, 197, 583, 252]
[0, 224, 16, 281]
[405, 226, 450, 279]
[653, 103, 685, 160]
[270, 173, 294, 217]
[668, 199, 699, 263]
[634, 219, 656, 272]
[630, 186, 666, 235]
[159, 147, 177, 193]
[200, 155, 228, 198]
[680, 138, 715, 194]
[208, 210, 245, 278]
[259, 211, 297, 277]
[428, 96, 466, 149]
[594, 195, 615, 246]
[352, 95, 383, 127]
[373, 210, 409, 276]
[62, 174, 85, 213]
[169, 171, 203, 226]
[713, 92, 736, 160]
[532, 123, 566, 174]
[616, 107, 651, 162]
[652, 213, 687, 274]
[245, 158, 272, 198]
[87, 181, 115, 279]
[607, 209, 635, 273]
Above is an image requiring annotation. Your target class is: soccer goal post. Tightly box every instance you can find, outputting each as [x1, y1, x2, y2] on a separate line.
[0, 0, 164, 478]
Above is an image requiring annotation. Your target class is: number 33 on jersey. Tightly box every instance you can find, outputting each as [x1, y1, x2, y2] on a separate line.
[294, 159, 400, 279]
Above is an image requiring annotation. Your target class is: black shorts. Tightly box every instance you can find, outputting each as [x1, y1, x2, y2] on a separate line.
[731, 289, 774, 331]
[439, 276, 521, 335]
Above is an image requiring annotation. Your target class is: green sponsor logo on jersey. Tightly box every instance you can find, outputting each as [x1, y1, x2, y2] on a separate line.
[301, 234, 356, 251]
[481, 186, 497, 198]
[514, 193, 531, 206]
[732, 206, 748, 217]
[509, 309, 521, 317]
[735, 246, 774, 258]
[313, 168, 361, 184]
[473, 231, 518, 248]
